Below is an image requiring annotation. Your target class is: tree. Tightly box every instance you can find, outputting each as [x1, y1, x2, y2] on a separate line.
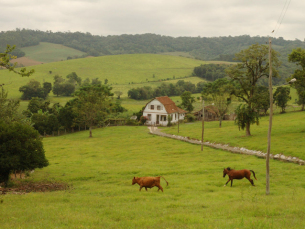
[74, 85, 113, 137]
[234, 104, 259, 134]
[288, 48, 305, 110]
[273, 86, 291, 113]
[201, 78, 232, 127]
[0, 121, 49, 186]
[225, 43, 280, 136]
[66, 72, 82, 86]
[19, 80, 51, 100]
[114, 91, 123, 99]
[251, 86, 270, 115]
[180, 91, 195, 113]
[43, 82, 52, 97]
[0, 86, 22, 124]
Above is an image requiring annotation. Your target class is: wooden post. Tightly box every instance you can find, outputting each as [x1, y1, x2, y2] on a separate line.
[201, 99, 205, 151]
[178, 112, 180, 133]
[266, 37, 273, 195]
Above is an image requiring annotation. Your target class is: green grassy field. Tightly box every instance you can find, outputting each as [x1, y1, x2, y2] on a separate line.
[1, 125, 305, 228]
[21, 42, 86, 63]
[161, 111, 305, 159]
[0, 53, 207, 99]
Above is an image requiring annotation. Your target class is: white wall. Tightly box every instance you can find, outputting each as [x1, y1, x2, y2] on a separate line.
[143, 99, 185, 126]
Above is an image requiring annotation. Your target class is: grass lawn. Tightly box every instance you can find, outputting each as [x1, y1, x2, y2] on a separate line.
[1, 126, 305, 228]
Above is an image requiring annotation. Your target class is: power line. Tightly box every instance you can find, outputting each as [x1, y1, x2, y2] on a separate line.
[273, 0, 291, 37]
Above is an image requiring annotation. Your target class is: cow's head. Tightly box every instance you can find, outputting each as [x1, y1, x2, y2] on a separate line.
[132, 177, 138, 185]
[223, 168, 227, 178]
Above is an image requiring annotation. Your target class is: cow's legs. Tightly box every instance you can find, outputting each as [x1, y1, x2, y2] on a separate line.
[139, 186, 143, 191]
[156, 184, 163, 192]
[145, 187, 148, 191]
[247, 178, 255, 186]
[225, 178, 231, 186]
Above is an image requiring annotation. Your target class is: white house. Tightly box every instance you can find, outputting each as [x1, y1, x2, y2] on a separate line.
[143, 96, 187, 126]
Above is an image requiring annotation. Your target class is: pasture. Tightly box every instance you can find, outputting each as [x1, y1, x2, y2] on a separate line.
[20, 42, 86, 63]
[1, 125, 305, 228]
[162, 111, 305, 159]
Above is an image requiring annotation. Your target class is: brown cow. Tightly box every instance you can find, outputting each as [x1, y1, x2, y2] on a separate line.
[132, 176, 168, 192]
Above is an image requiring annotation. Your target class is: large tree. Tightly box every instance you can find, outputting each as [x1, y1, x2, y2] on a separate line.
[288, 48, 305, 110]
[73, 84, 113, 137]
[225, 43, 280, 136]
[201, 78, 232, 127]
[0, 121, 49, 186]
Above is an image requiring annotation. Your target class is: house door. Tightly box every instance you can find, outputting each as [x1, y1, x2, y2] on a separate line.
[156, 115, 160, 125]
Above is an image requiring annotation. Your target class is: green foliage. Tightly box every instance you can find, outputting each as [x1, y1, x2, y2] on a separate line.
[66, 72, 82, 85]
[251, 86, 270, 115]
[128, 80, 197, 100]
[273, 86, 291, 113]
[202, 78, 232, 126]
[73, 84, 113, 137]
[185, 113, 196, 122]
[234, 104, 259, 136]
[19, 79, 51, 100]
[52, 74, 76, 97]
[226, 44, 280, 135]
[180, 91, 195, 112]
[110, 99, 127, 113]
[288, 48, 305, 110]
[192, 64, 227, 81]
[0, 121, 48, 186]
[0, 87, 22, 124]
[27, 97, 50, 114]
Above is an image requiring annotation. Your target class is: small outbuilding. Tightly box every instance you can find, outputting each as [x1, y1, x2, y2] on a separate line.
[143, 96, 187, 126]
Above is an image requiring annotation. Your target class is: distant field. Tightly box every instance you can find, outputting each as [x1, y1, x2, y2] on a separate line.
[0, 54, 207, 100]
[21, 42, 86, 63]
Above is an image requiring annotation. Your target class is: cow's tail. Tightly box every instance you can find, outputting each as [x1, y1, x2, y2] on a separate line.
[250, 170, 257, 180]
[160, 176, 169, 186]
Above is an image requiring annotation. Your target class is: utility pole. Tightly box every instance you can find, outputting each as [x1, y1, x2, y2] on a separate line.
[266, 37, 273, 195]
[201, 98, 205, 151]
[178, 111, 179, 133]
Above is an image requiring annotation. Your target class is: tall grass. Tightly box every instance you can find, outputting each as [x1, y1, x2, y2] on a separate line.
[1, 126, 305, 228]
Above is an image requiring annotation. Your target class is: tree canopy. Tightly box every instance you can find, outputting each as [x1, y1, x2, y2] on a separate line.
[288, 48, 305, 110]
[225, 43, 280, 136]
[0, 121, 49, 186]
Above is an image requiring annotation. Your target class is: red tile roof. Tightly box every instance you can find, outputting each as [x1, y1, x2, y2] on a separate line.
[156, 96, 187, 114]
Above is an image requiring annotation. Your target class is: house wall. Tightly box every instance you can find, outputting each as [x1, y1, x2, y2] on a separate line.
[143, 99, 184, 126]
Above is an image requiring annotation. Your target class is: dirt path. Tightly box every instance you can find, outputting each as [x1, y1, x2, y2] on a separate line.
[148, 126, 305, 166]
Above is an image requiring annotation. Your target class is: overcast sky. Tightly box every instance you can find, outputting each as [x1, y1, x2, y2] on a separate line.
[1, 0, 304, 41]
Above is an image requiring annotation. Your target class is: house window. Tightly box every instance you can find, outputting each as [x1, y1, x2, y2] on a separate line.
[160, 115, 167, 121]
[147, 114, 151, 121]
[150, 105, 154, 110]
[157, 105, 162, 110]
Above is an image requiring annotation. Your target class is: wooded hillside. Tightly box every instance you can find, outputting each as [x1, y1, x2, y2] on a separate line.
[1, 29, 305, 85]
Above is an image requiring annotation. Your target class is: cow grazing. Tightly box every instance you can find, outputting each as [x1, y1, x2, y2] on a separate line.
[132, 176, 168, 192]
